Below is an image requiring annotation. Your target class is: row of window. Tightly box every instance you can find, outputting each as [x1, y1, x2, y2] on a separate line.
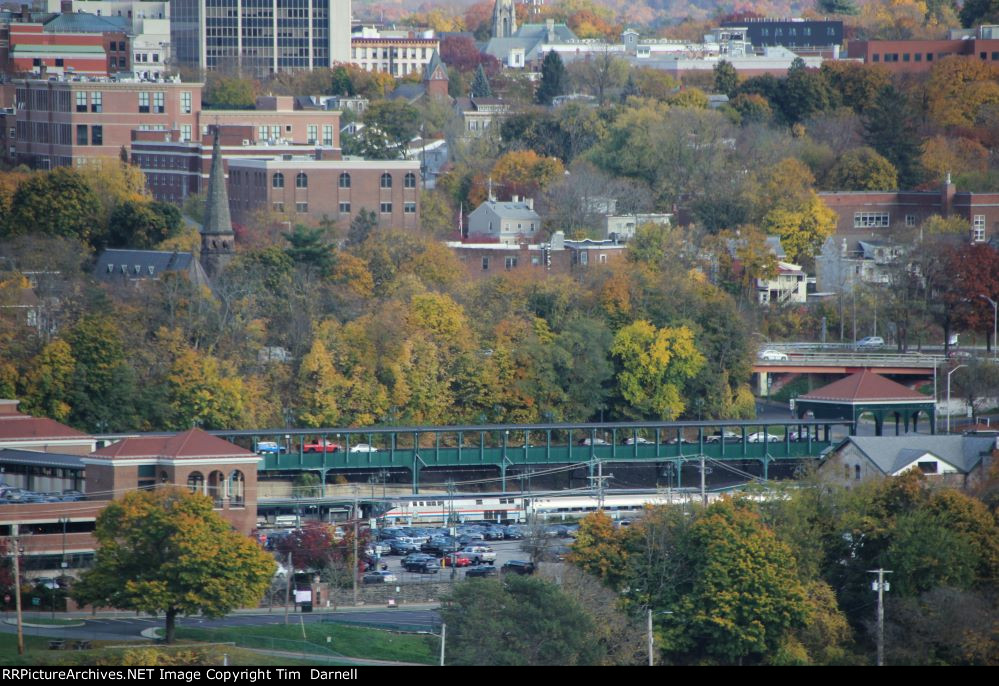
[75, 125, 103, 146]
[352, 47, 433, 60]
[75, 91, 102, 113]
[480, 253, 609, 270]
[272, 171, 418, 189]
[271, 201, 416, 214]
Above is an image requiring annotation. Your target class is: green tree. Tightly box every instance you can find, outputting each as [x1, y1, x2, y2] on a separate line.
[777, 57, 839, 124]
[471, 64, 493, 98]
[714, 59, 739, 97]
[355, 100, 421, 160]
[825, 147, 898, 191]
[657, 500, 809, 665]
[107, 200, 183, 249]
[863, 85, 924, 188]
[284, 224, 336, 272]
[960, 0, 999, 27]
[440, 575, 605, 665]
[22, 339, 76, 422]
[204, 75, 257, 109]
[66, 315, 131, 432]
[818, 0, 859, 14]
[346, 208, 378, 247]
[4, 168, 102, 245]
[536, 51, 568, 105]
[610, 320, 705, 420]
[72, 488, 274, 643]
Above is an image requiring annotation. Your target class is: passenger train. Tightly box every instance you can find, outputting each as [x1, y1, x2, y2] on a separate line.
[378, 488, 719, 524]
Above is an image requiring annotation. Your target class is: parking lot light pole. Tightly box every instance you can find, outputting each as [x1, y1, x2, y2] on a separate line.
[980, 295, 997, 361]
[647, 609, 673, 666]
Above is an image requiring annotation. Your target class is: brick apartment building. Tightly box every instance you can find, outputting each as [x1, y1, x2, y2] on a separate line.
[819, 180, 999, 244]
[227, 154, 421, 228]
[846, 24, 999, 73]
[11, 75, 201, 169]
[132, 95, 343, 202]
[1, 7, 131, 77]
[350, 34, 441, 77]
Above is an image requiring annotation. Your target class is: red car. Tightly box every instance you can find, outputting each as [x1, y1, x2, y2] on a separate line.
[302, 439, 341, 453]
[443, 553, 473, 568]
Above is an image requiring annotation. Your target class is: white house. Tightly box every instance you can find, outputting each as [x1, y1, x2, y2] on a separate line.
[467, 197, 541, 245]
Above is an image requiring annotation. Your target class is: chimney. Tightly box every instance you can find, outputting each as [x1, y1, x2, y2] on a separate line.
[941, 173, 956, 217]
[0, 399, 21, 416]
[546, 18, 555, 43]
[526, 197, 534, 210]
[61, 0, 73, 13]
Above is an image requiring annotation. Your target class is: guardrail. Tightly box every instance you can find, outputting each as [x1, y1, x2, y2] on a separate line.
[756, 353, 948, 367]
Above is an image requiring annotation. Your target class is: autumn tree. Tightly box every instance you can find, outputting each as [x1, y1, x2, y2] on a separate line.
[610, 320, 705, 420]
[568, 49, 627, 104]
[714, 59, 738, 97]
[490, 150, 565, 200]
[22, 339, 76, 423]
[106, 200, 183, 249]
[167, 348, 246, 430]
[825, 147, 898, 191]
[4, 168, 102, 245]
[926, 56, 999, 129]
[296, 338, 346, 427]
[204, 75, 257, 109]
[72, 488, 274, 643]
[754, 159, 837, 265]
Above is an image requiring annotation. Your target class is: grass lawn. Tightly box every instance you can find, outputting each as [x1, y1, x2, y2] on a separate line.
[19, 618, 84, 626]
[175, 622, 437, 665]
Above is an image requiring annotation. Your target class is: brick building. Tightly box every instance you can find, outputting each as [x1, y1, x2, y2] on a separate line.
[846, 25, 999, 73]
[11, 75, 201, 169]
[227, 154, 421, 228]
[1, 8, 131, 78]
[819, 180, 999, 244]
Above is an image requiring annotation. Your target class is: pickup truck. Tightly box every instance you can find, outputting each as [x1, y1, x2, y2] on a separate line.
[461, 546, 496, 565]
[302, 439, 342, 453]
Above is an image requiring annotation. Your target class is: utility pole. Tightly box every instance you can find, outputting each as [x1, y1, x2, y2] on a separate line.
[352, 486, 359, 607]
[869, 569, 892, 666]
[647, 608, 654, 666]
[283, 550, 292, 625]
[439, 623, 446, 666]
[587, 461, 612, 509]
[700, 455, 707, 507]
[12, 524, 23, 655]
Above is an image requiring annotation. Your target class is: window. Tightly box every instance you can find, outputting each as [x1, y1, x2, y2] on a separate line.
[404, 172, 416, 188]
[854, 212, 890, 228]
[153, 92, 164, 113]
[272, 172, 284, 188]
[872, 54, 880, 62]
[917, 461, 938, 474]
[927, 53, 934, 61]
[339, 202, 351, 213]
[307, 124, 317, 144]
[91, 126, 102, 145]
[973, 215, 985, 242]
[138, 91, 149, 113]
[855, 465, 861, 480]
[380, 173, 392, 188]
[599, 254, 608, 264]
[339, 172, 351, 188]
[271, 125, 280, 140]
[258, 125, 268, 141]
[481, 257, 489, 270]
[505, 256, 517, 269]
[580, 251, 588, 265]
[76, 91, 87, 112]
[181, 124, 192, 142]
[181, 91, 192, 114]
[915, 53, 922, 62]
[903, 53, 910, 62]
[91, 91, 101, 112]
[905, 215, 916, 227]
[380, 202, 392, 213]
[296, 172, 308, 188]
[272, 202, 284, 212]
[296, 202, 308, 213]
[76, 124, 88, 145]
[404, 201, 416, 214]
[323, 125, 333, 146]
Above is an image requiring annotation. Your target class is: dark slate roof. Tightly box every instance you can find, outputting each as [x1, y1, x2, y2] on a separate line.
[0, 448, 84, 470]
[423, 50, 448, 81]
[202, 135, 234, 238]
[843, 435, 996, 475]
[93, 249, 198, 281]
[389, 83, 427, 102]
[800, 371, 931, 403]
[43, 11, 128, 33]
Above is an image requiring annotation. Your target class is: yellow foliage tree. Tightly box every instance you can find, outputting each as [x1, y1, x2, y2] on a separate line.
[920, 135, 990, 182]
[490, 150, 566, 200]
[927, 56, 999, 129]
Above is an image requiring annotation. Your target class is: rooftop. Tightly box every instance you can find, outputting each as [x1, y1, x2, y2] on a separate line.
[90, 428, 255, 460]
[800, 370, 932, 404]
[840, 435, 996, 475]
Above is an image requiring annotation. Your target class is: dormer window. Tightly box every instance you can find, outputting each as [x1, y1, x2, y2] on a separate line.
[148, 266, 155, 275]
[120, 265, 127, 273]
[107, 264, 114, 272]
[134, 265, 141, 274]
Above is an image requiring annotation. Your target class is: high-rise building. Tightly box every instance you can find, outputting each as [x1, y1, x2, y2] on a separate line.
[171, 0, 350, 75]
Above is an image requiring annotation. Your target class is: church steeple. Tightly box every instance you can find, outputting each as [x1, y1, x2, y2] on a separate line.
[493, 0, 517, 38]
[200, 131, 234, 280]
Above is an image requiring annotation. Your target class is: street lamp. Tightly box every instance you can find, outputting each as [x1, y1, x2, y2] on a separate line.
[979, 294, 997, 361]
[647, 608, 673, 666]
[946, 364, 967, 434]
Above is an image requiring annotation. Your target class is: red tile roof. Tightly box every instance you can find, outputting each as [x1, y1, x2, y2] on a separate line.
[799, 370, 931, 403]
[91, 428, 253, 459]
[0, 415, 90, 441]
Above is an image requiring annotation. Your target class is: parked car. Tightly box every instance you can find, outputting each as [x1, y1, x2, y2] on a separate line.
[748, 432, 782, 443]
[856, 336, 885, 349]
[348, 443, 378, 453]
[465, 565, 498, 578]
[758, 349, 789, 361]
[577, 437, 609, 446]
[462, 546, 496, 565]
[705, 431, 741, 443]
[665, 436, 696, 445]
[503, 526, 524, 540]
[254, 441, 287, 454]
[302, 439, 341, 453]
[363, 572, 387, 584]
[444, 553, 473, 568]
[501, 560, 536, 575]
[624, 436, 652, 445]
[404, 560, 440, 574]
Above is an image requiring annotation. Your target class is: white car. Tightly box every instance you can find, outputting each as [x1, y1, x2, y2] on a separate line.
[349, 443, 378, 453]
[705, 431, 741, 443]
[624, 436, 652, 445]
[758, 349, 789, 361]
[748, 432, 782, 443]
[578, 437, 609, 446]
[855, 336, 885, 349]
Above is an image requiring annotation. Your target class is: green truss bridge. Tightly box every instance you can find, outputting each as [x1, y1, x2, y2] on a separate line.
[212, 419, 851, 492]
